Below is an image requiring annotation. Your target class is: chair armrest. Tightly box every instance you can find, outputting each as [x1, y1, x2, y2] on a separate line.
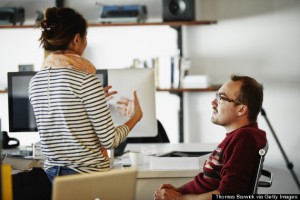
[258, 169, 273, 187]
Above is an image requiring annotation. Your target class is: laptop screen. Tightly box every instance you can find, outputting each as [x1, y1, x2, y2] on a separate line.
[52, 168, 137, 200]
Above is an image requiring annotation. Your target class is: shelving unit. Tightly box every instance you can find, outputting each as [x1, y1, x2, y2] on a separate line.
[1, 20, 218, 142]
[0, 20, 217, 29]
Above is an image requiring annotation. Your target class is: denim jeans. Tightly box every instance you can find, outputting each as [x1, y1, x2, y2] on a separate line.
[46, 166, 78, 183]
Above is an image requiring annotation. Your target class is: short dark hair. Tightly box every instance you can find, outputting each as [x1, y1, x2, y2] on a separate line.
[38, 7, 87, 51]
[231, 75, 264, 122]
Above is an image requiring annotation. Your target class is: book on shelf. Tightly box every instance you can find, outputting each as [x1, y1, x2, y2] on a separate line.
[154, 56, 191, 89]
[178, 57, 191, 88]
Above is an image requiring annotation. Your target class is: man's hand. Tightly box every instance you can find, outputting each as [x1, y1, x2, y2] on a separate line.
[154, 188, 182, 200]
[154, 184, 182, 200]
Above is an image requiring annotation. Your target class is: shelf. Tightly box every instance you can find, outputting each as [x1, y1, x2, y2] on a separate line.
[0, 20, 217, 29]
[0, 24, 37, 29]
[88, 20, 217, 27]
[156, 85, 221, 93]
[0, 87, 220, 94]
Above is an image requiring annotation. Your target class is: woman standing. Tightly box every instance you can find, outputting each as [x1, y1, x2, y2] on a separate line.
[29, 7, 143, 182]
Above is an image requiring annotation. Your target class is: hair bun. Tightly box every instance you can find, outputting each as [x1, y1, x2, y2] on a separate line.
[40, 19, 56, 31]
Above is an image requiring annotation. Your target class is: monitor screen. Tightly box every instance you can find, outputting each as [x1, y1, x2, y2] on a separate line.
[8, 72, 37, 132]
[96, 68, 157, 137]
[8, 69, 157, 137]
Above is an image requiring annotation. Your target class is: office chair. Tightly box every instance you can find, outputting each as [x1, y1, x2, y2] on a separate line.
[251, 142, 273, 194]
[126, 119, 170, 143]
[12, 167, 52, 200]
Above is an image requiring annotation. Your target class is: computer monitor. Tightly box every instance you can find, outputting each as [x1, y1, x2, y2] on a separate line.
[96, 68, 157, 137]
[8, 72, 37, 132]
[7, 68, 157, 137]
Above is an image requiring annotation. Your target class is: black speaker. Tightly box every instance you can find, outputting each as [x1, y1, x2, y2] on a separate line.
[55, 0, 64, 8]
[163, 0, 195, 21]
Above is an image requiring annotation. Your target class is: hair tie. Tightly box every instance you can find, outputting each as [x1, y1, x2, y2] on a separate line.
[40, 20, 56, 31]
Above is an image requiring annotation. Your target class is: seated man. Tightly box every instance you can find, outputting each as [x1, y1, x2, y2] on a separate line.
[154, 75, 267, 200]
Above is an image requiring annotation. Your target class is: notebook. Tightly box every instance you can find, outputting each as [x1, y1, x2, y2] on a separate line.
[52, 168, 137, 200]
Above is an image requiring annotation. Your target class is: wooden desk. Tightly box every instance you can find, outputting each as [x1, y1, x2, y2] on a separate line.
[4, 143, 216, 200]
[120, 143, 216, 200]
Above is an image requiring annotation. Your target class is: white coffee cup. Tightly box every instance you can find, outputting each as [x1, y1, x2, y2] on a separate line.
[129, 152, 144, 166]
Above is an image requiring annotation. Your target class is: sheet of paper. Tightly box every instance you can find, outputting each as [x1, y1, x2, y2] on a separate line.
[150, 157, 200, 170]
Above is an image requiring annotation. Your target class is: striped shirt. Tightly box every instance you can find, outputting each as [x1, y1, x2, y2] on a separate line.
[29, 67, 129, 173]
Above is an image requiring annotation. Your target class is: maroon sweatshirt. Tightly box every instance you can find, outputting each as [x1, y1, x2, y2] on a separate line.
[179, 123, 267, 194]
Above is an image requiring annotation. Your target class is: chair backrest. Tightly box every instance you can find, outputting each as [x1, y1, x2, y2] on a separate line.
[252, 143, 268, 194]
[251, 142, 273, 194]
[126, 119, 170, 143]
[12, 167, 52, 200]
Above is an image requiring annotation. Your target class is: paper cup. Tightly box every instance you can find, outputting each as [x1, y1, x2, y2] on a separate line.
[129, 152, 144, 166]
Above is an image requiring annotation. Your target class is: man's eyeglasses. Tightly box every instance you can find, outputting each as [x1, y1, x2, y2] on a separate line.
[215, 93, 242, 105]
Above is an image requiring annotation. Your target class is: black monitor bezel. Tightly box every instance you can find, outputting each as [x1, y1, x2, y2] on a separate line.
[95, 69, 108, 88]
[7, 70, 108, 132]
[8, 71, 38, 132]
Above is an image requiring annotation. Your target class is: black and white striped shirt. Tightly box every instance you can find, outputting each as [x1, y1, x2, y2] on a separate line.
[29, 68, 129, 173]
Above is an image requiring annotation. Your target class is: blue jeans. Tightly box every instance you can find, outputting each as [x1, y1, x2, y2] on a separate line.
[46, 166, 78, 183]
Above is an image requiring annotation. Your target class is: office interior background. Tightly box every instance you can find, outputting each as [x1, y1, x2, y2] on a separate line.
[0, 0, 299, 194]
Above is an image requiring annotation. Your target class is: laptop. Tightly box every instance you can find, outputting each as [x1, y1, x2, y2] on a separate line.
[52, 168, 137, 200]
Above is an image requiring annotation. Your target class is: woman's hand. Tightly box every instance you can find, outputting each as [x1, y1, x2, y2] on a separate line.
[103, 85, 117, 100]
[116, 91, 143, 120]
[116, 97, 133, 117]
[132, 90, 143, 121]
[123, 91, 143, 131]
